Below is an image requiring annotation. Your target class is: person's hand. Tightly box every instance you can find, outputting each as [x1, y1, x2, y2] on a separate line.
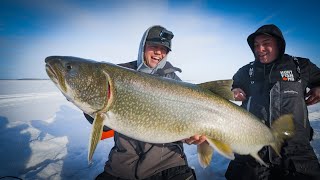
[183, 135, 207, 145]
[232, 88, 246, 101]
[306, 87, 320, 106]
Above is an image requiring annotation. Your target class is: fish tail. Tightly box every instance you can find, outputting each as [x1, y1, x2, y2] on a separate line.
[270, 114, 295, 156]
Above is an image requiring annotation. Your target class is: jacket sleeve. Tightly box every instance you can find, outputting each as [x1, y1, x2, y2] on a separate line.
[232, 65, 250, 93]
[83, 113, 112, 132]
[306, 59, 320, 89]
[169, 72, 181, 81]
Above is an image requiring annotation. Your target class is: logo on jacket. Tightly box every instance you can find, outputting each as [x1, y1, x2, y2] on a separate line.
[280, 70, 294, 81]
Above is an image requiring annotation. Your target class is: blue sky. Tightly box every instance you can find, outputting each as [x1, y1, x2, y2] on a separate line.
[1, 0, 319, 82]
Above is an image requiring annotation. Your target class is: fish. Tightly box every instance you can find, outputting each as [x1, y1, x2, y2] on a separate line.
[45, 56, 294, 167]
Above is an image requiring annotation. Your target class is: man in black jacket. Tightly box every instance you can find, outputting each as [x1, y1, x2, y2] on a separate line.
[84, 25, 198, 180]
[225, 24, 320, 180]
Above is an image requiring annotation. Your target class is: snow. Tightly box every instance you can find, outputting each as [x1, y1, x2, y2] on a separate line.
[0, 80, 319, 180]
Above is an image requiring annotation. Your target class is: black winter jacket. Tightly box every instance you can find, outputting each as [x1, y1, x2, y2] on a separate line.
[226, 24, 320, 180]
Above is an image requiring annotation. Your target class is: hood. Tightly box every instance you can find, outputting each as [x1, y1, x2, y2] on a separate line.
[136, 25, 169, 74]
[247, 24, 286, 60]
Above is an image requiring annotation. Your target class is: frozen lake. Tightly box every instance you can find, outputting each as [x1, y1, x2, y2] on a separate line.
[0, 80, 319, 180]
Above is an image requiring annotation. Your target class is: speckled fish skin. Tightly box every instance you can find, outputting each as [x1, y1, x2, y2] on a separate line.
[45, 56, 108, 115]
[45, 56, 294, 167]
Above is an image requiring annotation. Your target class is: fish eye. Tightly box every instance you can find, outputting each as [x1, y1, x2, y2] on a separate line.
[66, 63, 72, 71]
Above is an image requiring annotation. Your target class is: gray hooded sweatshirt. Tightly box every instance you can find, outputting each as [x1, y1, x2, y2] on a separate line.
[103, 25, 186, 180]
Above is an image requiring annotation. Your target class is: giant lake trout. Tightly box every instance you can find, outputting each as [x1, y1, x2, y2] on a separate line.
[45, 56, 294, 167]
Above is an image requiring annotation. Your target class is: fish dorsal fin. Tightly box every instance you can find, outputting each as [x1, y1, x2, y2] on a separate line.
[206, 137, 235, 160]
[197, 142, 214, 168]
[197, 80, 234, 100]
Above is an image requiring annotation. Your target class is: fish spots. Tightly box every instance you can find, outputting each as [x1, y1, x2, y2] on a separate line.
[63, 69, 109, 111]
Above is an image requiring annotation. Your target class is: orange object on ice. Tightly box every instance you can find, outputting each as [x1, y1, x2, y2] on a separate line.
[101, 130, 114, 140]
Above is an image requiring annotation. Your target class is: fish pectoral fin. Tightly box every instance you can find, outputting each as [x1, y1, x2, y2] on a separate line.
[197, 80, 234, 101]
[88, 113, 105, 163]
[197, 142, 214, 168]
[206, 138, 234, 160]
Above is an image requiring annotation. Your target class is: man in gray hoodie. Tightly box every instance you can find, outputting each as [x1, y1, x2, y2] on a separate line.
[85, 25, 198, 180]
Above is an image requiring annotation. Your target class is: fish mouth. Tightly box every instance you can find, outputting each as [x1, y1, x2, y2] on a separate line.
[45, 63, 67, 93]
[45, 64, 58, 84]
[45, 56, 68, 92]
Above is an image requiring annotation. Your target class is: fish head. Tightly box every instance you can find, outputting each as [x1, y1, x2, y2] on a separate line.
[45, 56, 110, 115]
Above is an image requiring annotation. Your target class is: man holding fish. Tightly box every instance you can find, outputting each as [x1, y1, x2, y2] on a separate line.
[84, 25, 198, 180]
